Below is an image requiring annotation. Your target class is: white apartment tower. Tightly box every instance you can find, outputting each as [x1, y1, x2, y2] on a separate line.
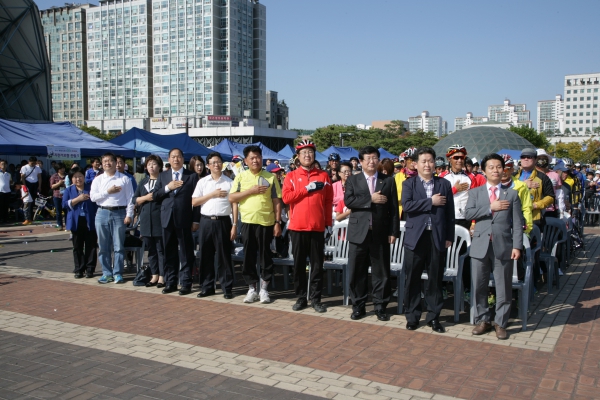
[85, 0, 266, 132]
[454, 112, 489, 131]
[563, 73, 600, 135]
[487, 99, 532, 128]
[537, 95, 564, 134]
[41, 3, 96, 126]
[408, 111, 446, 138]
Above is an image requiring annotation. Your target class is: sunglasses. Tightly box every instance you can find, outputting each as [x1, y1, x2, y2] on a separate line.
[451, 156, 465, 160]
[520, 155, 535, 159]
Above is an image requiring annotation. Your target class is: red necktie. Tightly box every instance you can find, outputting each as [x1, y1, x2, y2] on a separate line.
[489, 186, 497, 240]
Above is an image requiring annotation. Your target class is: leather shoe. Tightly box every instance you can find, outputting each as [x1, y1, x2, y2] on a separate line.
[311, 300, 327, 313]
[197, 289, 215, 298]
[223, 292, 233, 299]
[85, 272, 94, 279]
[156, 283, 165, 289]
[406, 322, 418, 330]
[495, 324, 508, 340]
[472, 321, 493, 335]
[374, 309, 389, 321]
[162, 286, 177, 294]
[350, 308, 366, 320]
[427, 319, 445, 333]
[145, 281, 158, 287]
[179, 287, 192, 296]
[74, 272, 83, 279]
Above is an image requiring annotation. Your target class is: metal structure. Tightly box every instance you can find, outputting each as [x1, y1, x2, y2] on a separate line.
[192, 135, 293, 150]
[0, 0, 52, 122]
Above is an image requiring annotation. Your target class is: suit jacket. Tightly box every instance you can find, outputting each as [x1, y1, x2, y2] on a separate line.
[464, 184, 524, 260]
[62, 184, 98, 231]
[133, 176, 162, 237]
[153, 169, 200, 229]
[401, 176, 455, 252]
[344, 172, 400, 244]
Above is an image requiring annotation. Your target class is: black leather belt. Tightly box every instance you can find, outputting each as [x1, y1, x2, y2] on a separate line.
[100, 206, 126, 211]
[202, 215, 229, 220]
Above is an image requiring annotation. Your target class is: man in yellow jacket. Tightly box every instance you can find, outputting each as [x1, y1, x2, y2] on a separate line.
[514, 148, 554, 228]
[500, 154, 532, 234]
[394, 147, 418, 218]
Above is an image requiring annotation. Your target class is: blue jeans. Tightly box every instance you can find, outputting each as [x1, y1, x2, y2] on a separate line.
[95, 208, 126, 277]
[53, 196, 64, 227]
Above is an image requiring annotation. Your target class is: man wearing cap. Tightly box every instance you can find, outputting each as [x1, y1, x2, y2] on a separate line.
[393, 162, 402, 175]
[536, 149, 562, 219]
[515, 148, 554, 229]
[554, 162, 572, 210]
[394, 148, 418, 220]
[282, 140, 332, 313]
[267, 163, 284, 188]
[499, 154, 533, 234]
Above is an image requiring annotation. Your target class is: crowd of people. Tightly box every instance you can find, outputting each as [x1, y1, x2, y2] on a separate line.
[0, 140, 589, 340]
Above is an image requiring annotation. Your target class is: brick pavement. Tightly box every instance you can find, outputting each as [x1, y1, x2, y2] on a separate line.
[1, 229, 600, 399]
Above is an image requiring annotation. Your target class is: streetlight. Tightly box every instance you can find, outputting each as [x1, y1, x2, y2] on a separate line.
[339, 132, 353, 146]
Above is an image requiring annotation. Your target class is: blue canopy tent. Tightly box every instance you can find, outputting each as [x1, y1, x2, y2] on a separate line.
[496, 149, 523, 161]
[211, 139, 245, 159]
[110, 127, 215, 161]
[378, 147, 396, 160]
[277, 144, 328, 164]
[321, 146, 359, 161]
[0, 118, 135, 157]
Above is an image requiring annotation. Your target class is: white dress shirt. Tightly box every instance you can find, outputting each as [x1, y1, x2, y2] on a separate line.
[0, 171, 11, 193]
[486, 182, 502, 215]
[20, 165, 42, 183]
[164, 167, 185, 193]
[90, 171, 135, 217]
[193, 174, 233, 216]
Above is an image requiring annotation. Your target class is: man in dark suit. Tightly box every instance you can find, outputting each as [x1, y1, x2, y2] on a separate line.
[153, 148, 200, 295]
[464, 153, 523, 340]
[344, 146, 400, 322]
[402, 147, 455, 333]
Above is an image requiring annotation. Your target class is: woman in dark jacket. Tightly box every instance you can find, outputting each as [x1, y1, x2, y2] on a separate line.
[133, 155, 165, 287]
[62, 166, 98, 278]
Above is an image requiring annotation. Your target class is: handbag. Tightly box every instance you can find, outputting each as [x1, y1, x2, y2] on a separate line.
[132, 265, 151, 286]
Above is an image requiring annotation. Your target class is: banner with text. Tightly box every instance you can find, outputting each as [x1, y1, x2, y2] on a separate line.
[47, 146, 81, 160]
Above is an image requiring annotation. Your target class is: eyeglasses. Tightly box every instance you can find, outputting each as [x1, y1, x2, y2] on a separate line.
[520, 155, 535, 159]
[208, 161, 223, 166]
[451, 156, 465, 160]
[299, 150, 314, 156]
[363, 158, 379, 163]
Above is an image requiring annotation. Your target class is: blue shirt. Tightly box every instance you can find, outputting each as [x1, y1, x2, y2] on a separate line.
[519, 169, 532, 181]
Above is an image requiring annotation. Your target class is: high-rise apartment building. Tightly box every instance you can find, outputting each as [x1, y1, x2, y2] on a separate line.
[487, 99, 532, 128]
[454, 112, 489, 131]
[408, 111, 446, 138]
[537, 95, 564, 134]
[266, 90, 288, 129]
[41, 3, 96, 126]
[563, 73, 600, 135]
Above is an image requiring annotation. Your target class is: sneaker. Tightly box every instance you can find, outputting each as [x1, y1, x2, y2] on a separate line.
[259, 289, 271, 303]
[311, 300, 327, 313]
[114, 274, 124, 284]
[243, 287, 259, 303]
[22, 220, 32, 225]
[558, 268, 564, 276]
[292, 297, 308, 311]
[98, 275, 114, 284]
[442, 288, 448, 300]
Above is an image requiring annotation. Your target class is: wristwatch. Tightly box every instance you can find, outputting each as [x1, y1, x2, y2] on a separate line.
[275, 220, 284, 226]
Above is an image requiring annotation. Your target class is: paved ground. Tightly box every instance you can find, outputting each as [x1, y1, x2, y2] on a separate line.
[1, 222, 600, 399]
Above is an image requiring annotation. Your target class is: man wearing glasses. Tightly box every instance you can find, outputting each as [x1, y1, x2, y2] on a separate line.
[282, 140, 333, 313]
[192, 152, 237, 299]
[514, 148, 554, 230]
[344, 146, 399, 321]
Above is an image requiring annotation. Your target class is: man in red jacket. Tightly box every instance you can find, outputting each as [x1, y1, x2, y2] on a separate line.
[282, 140, 333, 313]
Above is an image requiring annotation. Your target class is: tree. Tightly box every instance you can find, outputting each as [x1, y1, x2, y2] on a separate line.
[311, 124, 357, 151]
[78, 125, 113, 141]
[594, 126, 600, 136]
[383, 120, 408, 137]
[554, 139, 600, 163]
[508, 126, 551, 149]
[564, 128, 571, 135]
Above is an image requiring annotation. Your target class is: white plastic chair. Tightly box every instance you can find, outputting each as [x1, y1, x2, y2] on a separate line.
[444, 226, 471, 323]
[390, 222, 406, 315]
[323, 220, 350, 305]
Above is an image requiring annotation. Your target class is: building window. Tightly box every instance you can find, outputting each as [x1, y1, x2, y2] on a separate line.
[580, 120, 584, 124]
[588, 89, 592, 93]
[566, 97, 570, 101]
[567, 105, 571, 109]
[567, 90, 571, 94]
[566, 121, 570, 124]
[580, 97, 585, 101]
[566, 113, 570, 116]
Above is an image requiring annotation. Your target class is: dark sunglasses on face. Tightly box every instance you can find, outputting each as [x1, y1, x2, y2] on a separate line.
[451, 156, 465, 160]
[520, 155, 535, 159]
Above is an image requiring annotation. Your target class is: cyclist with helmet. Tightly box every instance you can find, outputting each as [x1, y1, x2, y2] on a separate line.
[282, 140, 333, 313]
[327, 153, 342, 183]
[394, 147, 418, 220]
[434, 157, 446, 176]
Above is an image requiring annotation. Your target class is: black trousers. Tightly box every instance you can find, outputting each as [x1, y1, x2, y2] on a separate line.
[290, 230, 324, 301]
[162, 218, 195, 289]
[71, 216, 98, 274]
[348, 230, 391, 312]
[198, 216, 234, 293]
[404, 231, 445, 324]
[0, 192, 9, 222]
[455, 219, 472, 291]
[241, 223, 274, 286]
[144, 236, 165, 277]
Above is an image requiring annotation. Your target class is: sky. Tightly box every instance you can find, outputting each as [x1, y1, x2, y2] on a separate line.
[34, 0, 600, 131]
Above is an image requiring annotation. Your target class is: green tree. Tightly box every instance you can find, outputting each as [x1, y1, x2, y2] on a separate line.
[383, 120, 408, 137]
[78, 125, 113, 141]
[311, 125, 357, 151]
[564, 128, 571, 135]
[594, 126, 600, 136]
[508, 126, 551, 149]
